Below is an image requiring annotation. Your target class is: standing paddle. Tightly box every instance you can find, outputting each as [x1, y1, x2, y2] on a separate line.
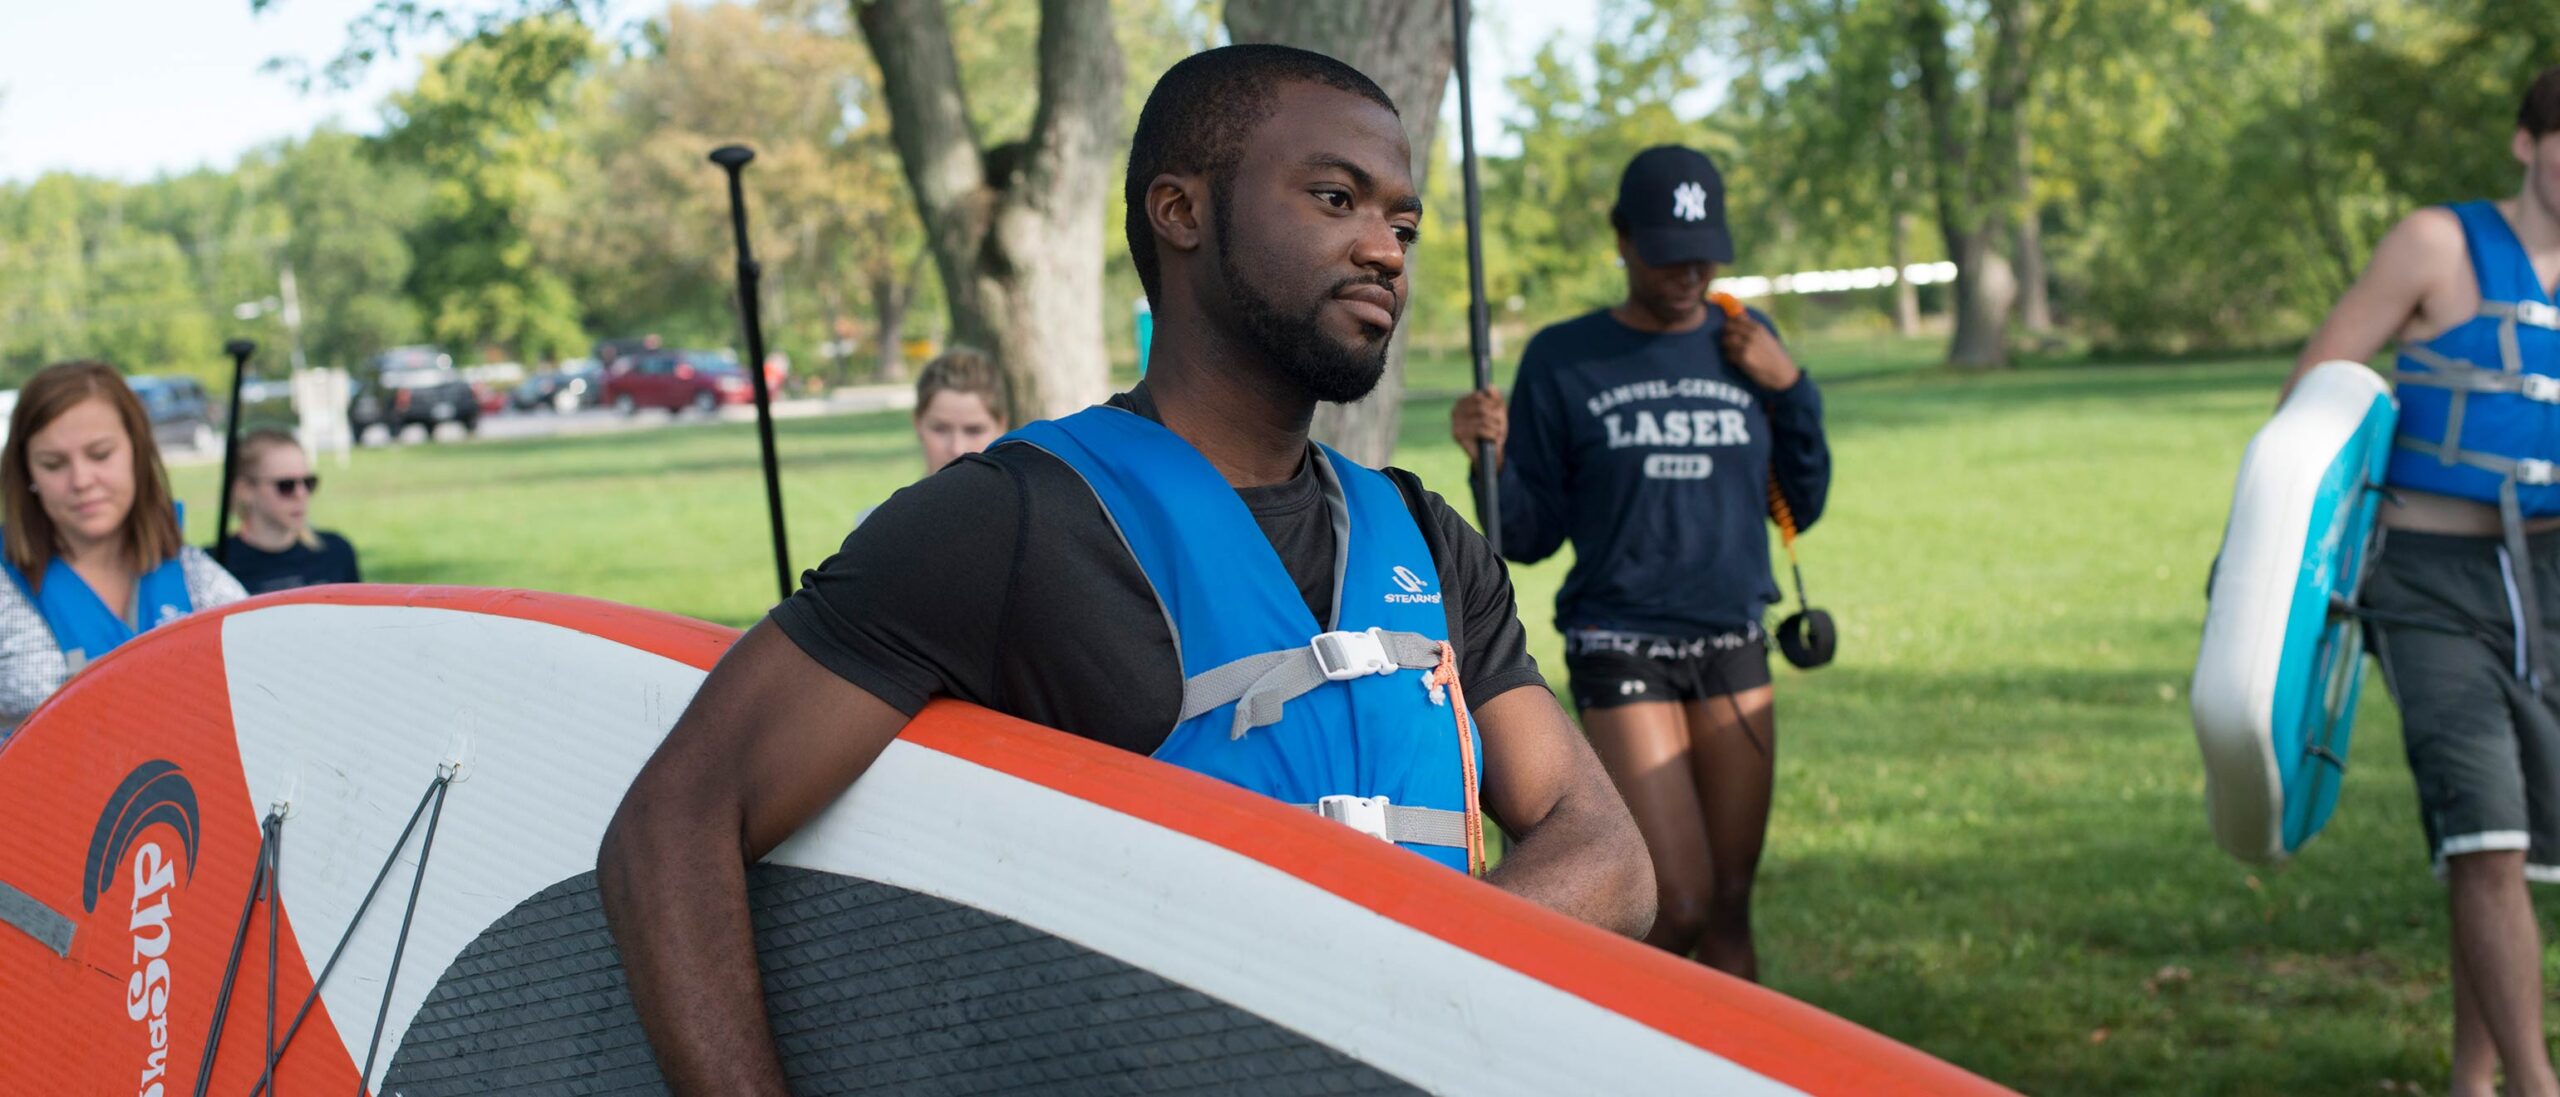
[1451, 0, 1500, 555]
[213, 339, 255, 569]
[709, 144, 794, 606]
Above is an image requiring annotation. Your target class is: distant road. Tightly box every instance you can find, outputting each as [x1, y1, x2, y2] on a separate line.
[165, 383, 916, 467]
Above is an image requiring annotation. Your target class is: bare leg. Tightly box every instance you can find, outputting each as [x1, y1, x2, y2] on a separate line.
[1580, 701, 1712, 956]
[2453, 952, 2501, 1097]
[2446, 850, 2556, 1097]
[1683, 687, 1777, 982]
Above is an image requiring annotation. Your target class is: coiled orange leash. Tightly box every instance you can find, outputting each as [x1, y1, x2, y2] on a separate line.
[1428, 641, 1487, 876]
[1714, 292, 1837, 669]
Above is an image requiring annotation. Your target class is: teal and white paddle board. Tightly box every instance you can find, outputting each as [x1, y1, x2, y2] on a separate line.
[2193, 360, 2397, 865]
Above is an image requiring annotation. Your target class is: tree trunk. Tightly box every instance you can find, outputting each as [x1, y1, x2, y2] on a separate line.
[871, 270, 911, 384]
[1890, 204, 1921, 335]
[1945, 223, 2017, 369]
[2014, 123, 2053, 334]
[855, 0, 1122, 424]
[1906, 0, 2033, 369]
[1226, 0, 1454, 468]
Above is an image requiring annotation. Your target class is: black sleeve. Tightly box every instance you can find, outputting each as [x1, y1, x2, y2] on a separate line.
[1389, 468, 1547, 711]
[1487, 335, 1574, 565]
[767, 455, 1019, 716]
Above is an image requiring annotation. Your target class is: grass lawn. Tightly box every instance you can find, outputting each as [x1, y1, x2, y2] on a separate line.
[170, 336, 2555, 1095]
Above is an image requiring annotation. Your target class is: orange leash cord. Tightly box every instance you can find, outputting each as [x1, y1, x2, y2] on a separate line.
[1714, 290, 1806, 556]
[1768, 475, 1801, 558]
[1709, 290, 1747, 322]
[1429, 641, 1487, 876]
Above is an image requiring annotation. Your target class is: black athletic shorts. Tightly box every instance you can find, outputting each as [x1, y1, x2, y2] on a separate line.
[1561, 625, 1771, 711]
[2365, 529, 2560, 883]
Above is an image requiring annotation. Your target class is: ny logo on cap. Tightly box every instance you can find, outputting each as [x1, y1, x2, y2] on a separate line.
[1672, 181, 1709, 222]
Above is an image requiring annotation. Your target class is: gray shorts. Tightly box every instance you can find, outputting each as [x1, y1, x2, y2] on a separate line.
[2365, 529, 2560, 882]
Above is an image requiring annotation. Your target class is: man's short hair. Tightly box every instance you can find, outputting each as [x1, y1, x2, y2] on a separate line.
[1123, 45, 1399, 302]
[914, 346, 1008, 423]
[2524, 66, 2560, 139]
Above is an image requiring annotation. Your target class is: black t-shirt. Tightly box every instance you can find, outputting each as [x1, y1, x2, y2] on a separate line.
[214, 531, 361, 595]
[770, 387, 1545, 756]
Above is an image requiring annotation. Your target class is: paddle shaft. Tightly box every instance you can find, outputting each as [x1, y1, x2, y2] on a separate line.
[711, 146, 794, 606]
[1451, 0, 1500, 555]
[213, 339, 255, 568]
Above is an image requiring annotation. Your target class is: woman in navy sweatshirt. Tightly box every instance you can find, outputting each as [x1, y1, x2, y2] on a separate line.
[1452, 146, 1830, 980]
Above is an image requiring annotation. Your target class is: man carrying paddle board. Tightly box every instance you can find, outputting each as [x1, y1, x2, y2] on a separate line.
[2289, 66, 2560, 1097]
[597, 45, 1654, 1095]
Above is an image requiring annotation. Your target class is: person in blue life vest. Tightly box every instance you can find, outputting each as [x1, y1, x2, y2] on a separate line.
[598, 45, 1654, 1094]
[0, 362, 246, 736]
[2287, 67, 2560, 1097]
[216, 429, 362, 594]
[1450, 146, 1832, 982]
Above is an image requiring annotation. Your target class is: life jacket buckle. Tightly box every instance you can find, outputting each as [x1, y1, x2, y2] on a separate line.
[1310, 628, 1397, 681]
[2519, 459, 2559, 486]
[2521, 373, 2560, 404]
[1313, 794, 1395, 842]
[2517, 301, 2560, 330]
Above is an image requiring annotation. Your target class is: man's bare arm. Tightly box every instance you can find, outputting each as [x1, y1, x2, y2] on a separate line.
[1474, 685, 1655, 938]
[2287, 207, 2465, 395]
[597, 621, 912, 1095]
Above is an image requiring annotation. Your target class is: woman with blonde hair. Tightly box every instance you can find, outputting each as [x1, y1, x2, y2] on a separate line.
[217, 428, 360, 593]
[0, 362, 245, 731]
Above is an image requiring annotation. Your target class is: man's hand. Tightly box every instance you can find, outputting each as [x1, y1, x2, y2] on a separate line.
[1720, 309, 1803, 392]
[1451, 388, 1508, 469]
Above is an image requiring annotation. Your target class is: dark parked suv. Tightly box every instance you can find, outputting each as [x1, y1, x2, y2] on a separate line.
[351, 347, 479, 442]
[126, 376, 221, 453]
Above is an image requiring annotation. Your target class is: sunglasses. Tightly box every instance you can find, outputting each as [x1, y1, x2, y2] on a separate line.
[269, 476, 321, 497]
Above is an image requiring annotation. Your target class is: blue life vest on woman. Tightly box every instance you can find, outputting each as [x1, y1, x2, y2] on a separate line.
[2387, 200, 2560, 511]
[0, 545, 195, 672]
[1002, 407, 1485, 873]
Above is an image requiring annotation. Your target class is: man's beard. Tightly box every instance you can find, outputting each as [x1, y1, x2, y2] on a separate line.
[1215, 208, 1394, 404]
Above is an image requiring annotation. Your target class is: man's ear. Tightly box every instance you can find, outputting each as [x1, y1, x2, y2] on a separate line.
[2518, 127, 2537, 168]
[1147, 173, 1208, 260]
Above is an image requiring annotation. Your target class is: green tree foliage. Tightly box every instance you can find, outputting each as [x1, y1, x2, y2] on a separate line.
[375, 14, 599, 364]
[272, 129, 431, 370]
[1480, 3, 1725, 321]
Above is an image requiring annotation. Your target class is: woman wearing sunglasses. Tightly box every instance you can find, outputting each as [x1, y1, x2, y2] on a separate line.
[218, 429, 361, 594]
[0, 362, 247, 733]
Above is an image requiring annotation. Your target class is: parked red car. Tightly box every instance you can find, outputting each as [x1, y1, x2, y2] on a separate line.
[600, 349, 769, 415]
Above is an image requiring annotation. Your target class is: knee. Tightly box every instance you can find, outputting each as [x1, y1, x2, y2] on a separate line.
[1708, 873, 1756, 918]
[1653, 885, 1712, 950]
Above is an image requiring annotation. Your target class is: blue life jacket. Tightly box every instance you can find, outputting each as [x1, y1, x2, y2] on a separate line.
[1, 545, 195, 673]
[2387, 200, 2560, 511]
[1002, 407, 1484, 873]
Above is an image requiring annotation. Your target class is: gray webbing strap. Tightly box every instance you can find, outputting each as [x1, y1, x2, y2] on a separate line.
[2392, 437, 2560, 486]
[1180, 629, 1444, 740]
[2499, 478, 2549, 691]
[2392, 353, 2560, 400]
[2393, 302, 2560, 466]
[2481, 299, 2560, 330]
[1296, 799, 1472, 848]
[0, 878, 72, 957]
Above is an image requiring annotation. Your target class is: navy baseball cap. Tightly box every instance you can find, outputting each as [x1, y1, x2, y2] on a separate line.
[1613, 146, 1733, 266]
